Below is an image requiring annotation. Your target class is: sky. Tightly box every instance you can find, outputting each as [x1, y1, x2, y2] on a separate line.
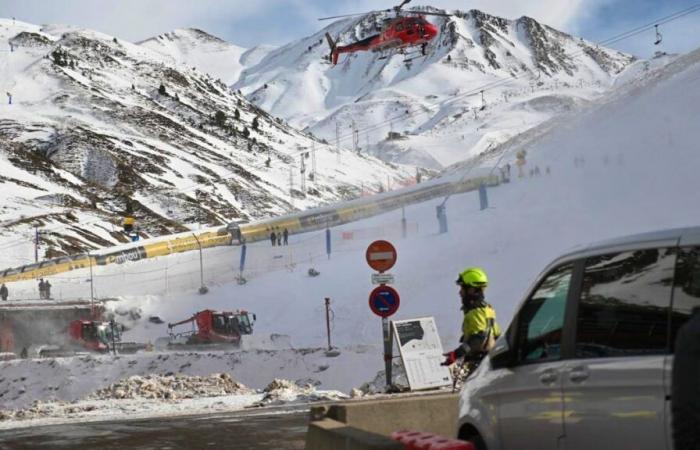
[0, 0, 699, 58]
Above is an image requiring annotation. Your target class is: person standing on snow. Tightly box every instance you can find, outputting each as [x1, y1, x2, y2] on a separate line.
[0, 283, 8, 301]
[283, 228, 289, 246]
[270, 231, 276, 247]
[442, 267, 501, 366]
[38, 279, 45, 299]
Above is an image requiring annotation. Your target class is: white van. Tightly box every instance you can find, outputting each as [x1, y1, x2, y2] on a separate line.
[458, 226, 700, 450]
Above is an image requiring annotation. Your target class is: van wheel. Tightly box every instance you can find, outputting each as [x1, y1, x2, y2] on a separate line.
[458, 426, 487, 450]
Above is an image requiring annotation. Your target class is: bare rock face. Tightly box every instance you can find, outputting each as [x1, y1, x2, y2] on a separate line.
[9, 31, 53, 48]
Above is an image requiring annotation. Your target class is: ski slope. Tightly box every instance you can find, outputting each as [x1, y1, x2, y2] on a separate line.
[1, 42, 699, 424]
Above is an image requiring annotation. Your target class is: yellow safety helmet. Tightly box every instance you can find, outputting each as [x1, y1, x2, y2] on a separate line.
[457, 267, 488, 288]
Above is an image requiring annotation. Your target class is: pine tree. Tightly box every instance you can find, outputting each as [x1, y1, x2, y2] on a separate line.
[214, 110, 226, 127]
[51, 49, 68, 67]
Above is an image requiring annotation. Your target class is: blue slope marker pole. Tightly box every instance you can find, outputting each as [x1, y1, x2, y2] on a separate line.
[239, 244, 247, 274]
[479, 183, 488, 210]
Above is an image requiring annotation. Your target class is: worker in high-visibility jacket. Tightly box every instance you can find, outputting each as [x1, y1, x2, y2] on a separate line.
[442, 267, 501, 366]
[123, 215, 135, 234]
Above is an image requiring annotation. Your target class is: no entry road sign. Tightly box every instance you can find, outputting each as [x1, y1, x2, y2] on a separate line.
[369, 285, 400, 318]
[365, 240, 397, 273]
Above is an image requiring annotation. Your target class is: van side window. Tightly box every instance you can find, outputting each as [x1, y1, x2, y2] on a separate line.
[670, 247, 700, 350]
[516, 264, 573, 363]
[575, 249, 676, 358]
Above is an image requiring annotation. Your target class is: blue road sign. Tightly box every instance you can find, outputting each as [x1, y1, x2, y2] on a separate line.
[369, 285, 400, 318]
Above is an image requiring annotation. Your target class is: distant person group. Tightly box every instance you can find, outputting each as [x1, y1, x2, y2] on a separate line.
[0, 281, 51, 301]
[270, 228, 289, 247]
[38, 279, 52, 300]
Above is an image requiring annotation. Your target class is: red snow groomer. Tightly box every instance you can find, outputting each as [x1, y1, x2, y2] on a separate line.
[40, 319, 147, 357]
[165, 309, 255, 350]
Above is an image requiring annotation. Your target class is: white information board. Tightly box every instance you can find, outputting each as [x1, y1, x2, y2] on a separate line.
[392, 317, 452, 391]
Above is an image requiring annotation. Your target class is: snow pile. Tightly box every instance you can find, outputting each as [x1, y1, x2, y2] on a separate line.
[354, 360, 410, 396]
[256, 378, 347, 406]
[89, 373, 251, 401]
[0, 400, 94, 422]
[0, 391, 264, 428]
[0, 374, 346, 427]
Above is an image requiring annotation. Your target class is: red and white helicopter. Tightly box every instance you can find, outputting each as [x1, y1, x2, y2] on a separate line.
[320, 0, 449, 65]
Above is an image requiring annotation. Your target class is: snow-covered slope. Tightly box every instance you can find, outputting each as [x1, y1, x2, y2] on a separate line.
[138, 28, 248, 85]
[0, 18, 414, 260]
[1, 42, 698, 425]
[235, 8, 637, 169]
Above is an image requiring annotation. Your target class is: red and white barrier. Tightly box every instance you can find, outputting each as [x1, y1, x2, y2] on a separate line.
[391, 431, 475, 450]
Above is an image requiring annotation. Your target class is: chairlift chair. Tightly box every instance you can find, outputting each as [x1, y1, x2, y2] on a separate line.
[654, 24, 663, 46]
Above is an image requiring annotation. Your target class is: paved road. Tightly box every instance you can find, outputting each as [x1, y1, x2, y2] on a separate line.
[0, 407, 309, 450]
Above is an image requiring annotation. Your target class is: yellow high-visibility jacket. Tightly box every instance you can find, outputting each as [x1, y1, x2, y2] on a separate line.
[462, 303, 501, 345]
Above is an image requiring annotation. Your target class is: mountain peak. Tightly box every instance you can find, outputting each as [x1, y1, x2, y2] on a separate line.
[235, 6, 635, 169]
[140, 27, 229, 46]
[139, 27, 246, 84]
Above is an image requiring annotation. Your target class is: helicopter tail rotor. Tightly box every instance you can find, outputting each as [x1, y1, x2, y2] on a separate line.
[325, 32, 339, 65]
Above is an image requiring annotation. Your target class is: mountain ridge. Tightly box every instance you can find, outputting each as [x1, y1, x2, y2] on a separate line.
[0, 18, 414, 262]
[233, 7, 636, 168]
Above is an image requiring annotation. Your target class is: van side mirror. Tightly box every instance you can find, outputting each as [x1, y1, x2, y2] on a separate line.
[489, 338, 516, 369]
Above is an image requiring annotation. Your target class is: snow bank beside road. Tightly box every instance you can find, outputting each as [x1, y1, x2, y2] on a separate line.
[0, 346, 379, 411]
[0, 372, 347, 430]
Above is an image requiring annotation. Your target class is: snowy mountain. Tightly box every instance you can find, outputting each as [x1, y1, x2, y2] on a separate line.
[138, 28, 250, 86]
[0, 18, 414, 261]
[1, 43, 699, 425]
[234, 7, 636, 168]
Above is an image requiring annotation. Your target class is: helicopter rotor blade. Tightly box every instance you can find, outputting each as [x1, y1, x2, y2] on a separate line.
[318, 11, 377, 21]
[405, 11, 452, 17]
[395, 0, 412, 12]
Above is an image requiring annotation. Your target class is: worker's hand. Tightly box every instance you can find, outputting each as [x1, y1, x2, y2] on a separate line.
[441, 351, 458, 366]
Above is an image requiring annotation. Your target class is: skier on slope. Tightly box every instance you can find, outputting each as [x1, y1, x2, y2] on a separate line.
[442, 267, 501, 367]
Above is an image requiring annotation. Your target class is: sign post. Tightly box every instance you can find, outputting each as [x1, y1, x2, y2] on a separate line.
[366, 240, 399, 390]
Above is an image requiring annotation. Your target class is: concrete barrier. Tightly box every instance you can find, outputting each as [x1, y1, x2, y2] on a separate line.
[306, 418, 404, 450]
[306, 393, 460, 450]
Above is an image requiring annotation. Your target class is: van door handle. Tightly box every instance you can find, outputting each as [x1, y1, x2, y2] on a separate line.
[539, 370, 557, 384]
[569, 367, 589, 383]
